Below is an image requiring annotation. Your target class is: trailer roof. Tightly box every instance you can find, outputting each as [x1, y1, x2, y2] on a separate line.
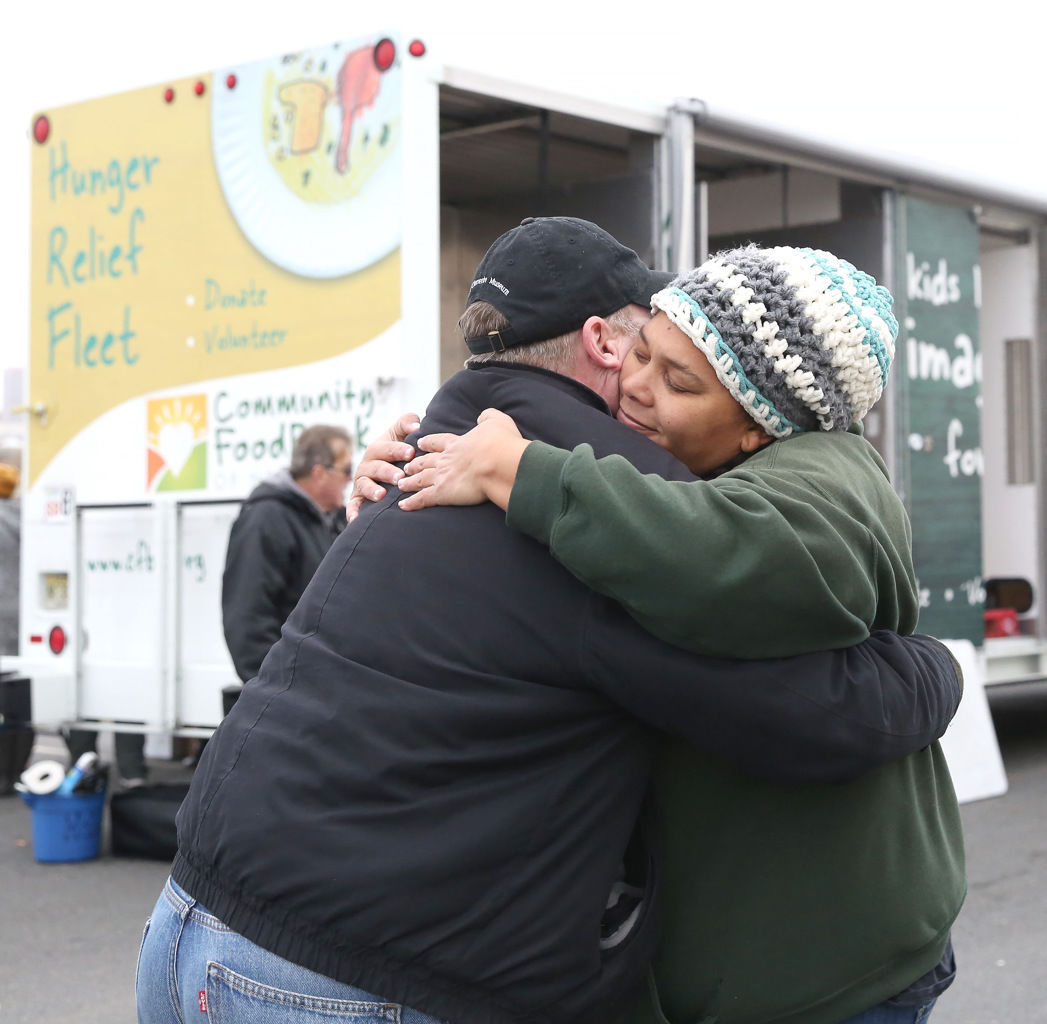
[438, 77, 1047, 228]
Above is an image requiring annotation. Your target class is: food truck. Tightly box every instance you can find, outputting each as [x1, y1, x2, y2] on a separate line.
[13, 30, 1047, 741]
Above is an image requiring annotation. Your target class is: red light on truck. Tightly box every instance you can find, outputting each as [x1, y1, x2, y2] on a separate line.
[194, 80, 206, 96]
[226, 74, 237, 89]
[163, 87, 175, 103]
[373, 38, 396, 71]
[29, 634, 43, 644]
[32, 115, 51, 144]
[49, 626, 66, 655]
[408, 40, 426, 58]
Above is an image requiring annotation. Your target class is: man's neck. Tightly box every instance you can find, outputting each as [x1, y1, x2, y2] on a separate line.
[291, 475, 330, 514]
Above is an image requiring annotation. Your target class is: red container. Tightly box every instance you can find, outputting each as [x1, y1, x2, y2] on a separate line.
[984, 608, 1020, 637]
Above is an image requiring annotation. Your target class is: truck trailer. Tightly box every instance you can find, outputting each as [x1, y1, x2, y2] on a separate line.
[10, 29, 1047, 743]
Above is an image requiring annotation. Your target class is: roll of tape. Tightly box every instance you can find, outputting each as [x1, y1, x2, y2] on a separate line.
[20, 759, 67, 795]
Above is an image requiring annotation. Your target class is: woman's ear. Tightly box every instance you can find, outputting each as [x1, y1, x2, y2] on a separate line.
[740, 425, 776, 454]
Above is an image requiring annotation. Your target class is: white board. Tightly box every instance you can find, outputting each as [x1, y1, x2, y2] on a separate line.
[939, 639, 1008, 803]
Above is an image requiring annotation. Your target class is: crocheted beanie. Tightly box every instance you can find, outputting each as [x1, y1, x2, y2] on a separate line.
[651, 245, 898, 438]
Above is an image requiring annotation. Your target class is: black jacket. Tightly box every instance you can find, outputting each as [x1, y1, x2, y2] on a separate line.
[175, 365, 960, 1024]
[221, 474, 344, 682]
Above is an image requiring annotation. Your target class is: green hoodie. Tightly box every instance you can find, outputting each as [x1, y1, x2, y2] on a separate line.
[508, 425, 919, 659]
[507, 427, 965, 1024]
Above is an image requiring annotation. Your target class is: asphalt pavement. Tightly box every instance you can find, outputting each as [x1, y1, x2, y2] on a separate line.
[1, 682, 1045, 1024]
[932, 681, 1047, 1024]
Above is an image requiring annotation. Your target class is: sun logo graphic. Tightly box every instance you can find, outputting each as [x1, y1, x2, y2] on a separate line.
[147, 395, 208, 491]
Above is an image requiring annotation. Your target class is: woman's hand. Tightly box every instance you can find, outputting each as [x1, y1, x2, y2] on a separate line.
[397, 409, 530, 512]
[345, 412, 420, 523]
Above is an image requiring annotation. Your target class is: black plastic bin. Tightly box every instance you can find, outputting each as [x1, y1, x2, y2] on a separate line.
[0, 723, 35, 795]
[0, 672, 31, 724]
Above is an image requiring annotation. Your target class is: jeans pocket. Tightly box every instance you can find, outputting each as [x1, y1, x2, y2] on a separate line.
[205, 962, 402, 1023]
[134, 917, 152, 997]
[913, 998, 938, 1023]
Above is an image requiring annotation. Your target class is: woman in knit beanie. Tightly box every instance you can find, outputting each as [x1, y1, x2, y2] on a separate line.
[603, 244, 897, 479]
[650, 245, 895, 435]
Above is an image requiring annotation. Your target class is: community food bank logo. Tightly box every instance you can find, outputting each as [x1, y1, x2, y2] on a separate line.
[147, 395, 207, 491]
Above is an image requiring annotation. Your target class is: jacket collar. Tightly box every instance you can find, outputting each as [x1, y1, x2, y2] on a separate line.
[465, 362, 611, 416]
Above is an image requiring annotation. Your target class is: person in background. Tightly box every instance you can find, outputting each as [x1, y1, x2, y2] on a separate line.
[64, 726, 148, 788]
[0, 445, 20, 656]
[221, 424, 352, 685]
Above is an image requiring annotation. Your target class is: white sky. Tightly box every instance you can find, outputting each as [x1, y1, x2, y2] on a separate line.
[3, 0, 1044, 384]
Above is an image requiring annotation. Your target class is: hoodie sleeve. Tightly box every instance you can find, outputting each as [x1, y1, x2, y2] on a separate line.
[507, 431, 919, 658]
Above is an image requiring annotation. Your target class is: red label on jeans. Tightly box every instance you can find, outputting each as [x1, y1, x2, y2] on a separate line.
[198, 990, 208, 1012]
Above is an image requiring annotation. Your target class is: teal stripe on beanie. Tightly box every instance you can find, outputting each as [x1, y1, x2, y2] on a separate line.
[801, 247, 895, 389]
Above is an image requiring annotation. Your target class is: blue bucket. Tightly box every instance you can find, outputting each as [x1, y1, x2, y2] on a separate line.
[19, 789, 107, 863]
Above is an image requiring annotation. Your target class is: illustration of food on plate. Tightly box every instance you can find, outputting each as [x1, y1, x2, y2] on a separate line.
[212, 37, 402, 280]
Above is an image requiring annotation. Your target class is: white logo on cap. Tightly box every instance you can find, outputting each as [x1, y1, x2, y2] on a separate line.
[470, 276, 509, 296]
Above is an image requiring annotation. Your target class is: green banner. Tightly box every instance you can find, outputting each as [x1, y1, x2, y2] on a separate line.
[894, 196, 984, 643]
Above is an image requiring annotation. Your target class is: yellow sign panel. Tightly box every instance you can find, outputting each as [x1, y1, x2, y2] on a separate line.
[29, 37, 403, 486]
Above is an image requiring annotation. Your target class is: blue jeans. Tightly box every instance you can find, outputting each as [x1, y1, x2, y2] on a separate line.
[136, 877, 445, 1023]
[838, 997, 938, 1023]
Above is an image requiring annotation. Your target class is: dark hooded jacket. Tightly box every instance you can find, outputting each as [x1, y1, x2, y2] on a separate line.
[221, 470, 344, 681]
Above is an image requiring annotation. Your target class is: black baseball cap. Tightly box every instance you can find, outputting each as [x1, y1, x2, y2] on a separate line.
[463, 217, 674, 354]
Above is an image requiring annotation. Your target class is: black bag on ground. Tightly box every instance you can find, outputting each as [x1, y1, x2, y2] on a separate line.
[110, 782, 190, 859]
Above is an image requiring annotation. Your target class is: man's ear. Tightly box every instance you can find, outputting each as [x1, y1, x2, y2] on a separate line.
[740, 425, 776, 454]
[579, 316, 623, 372]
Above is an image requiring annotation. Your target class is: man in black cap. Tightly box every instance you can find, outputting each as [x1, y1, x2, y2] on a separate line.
[136, 218, 961, 1024]
[347, 216, 669, 507]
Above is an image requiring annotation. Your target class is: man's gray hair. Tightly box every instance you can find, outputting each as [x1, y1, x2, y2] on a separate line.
[460, 303, 644, 373]
[290, 424, 352, 480]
